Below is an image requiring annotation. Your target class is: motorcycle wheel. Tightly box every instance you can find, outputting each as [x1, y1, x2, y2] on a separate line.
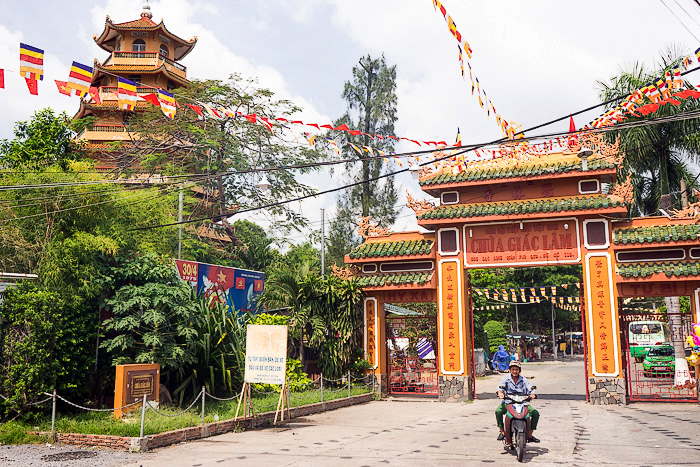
[516, 431, 526, 462]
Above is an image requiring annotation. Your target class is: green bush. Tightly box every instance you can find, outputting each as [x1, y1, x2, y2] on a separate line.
[484, 320, 507, 354]
[0, 282, 96, 419]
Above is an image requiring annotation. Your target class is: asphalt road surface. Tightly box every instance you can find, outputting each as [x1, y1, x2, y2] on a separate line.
[6, 357, 700, 466]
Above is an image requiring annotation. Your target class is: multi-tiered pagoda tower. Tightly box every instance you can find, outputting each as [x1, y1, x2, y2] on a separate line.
[74, 2, 197, 170]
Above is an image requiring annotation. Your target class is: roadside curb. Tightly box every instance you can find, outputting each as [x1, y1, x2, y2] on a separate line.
[33, 392, 373, 452]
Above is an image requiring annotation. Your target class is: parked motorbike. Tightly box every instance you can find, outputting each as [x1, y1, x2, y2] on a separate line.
[499, 385, 536, 462]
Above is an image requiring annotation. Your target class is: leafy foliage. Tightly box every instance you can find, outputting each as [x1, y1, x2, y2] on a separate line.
[121, 76, 322, 238]
[99, 260, 199, 372]
[0, 109, 85, 169]
[484, 320, 507, 354]
[0, 282, 96, 418]
[597, 47, 700, 213]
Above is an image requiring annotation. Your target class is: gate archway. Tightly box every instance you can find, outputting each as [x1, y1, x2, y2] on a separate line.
[344, 138, 700, 404]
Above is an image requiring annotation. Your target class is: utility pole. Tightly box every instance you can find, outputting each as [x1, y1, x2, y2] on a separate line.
[320, 208, 326, 278]
[178, 184, 183, 259]
[551, 301, 557, 359]
[515, 303, 520, 332]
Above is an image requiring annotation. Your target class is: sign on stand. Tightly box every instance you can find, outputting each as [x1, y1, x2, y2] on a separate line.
[236, 325, 289, 423]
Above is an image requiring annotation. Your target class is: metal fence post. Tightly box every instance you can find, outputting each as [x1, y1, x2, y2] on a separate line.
[139, 396, 147, 438]
[201, 386, 206, 425]
[348, 370, 351, 398]
[320, 373, 324, 405]
[51, 389, 56, 435]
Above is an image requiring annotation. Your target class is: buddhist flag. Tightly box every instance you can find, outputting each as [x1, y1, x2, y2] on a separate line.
[550, 286, 557, 296]
[485, 290, 490, 299]
[19, 43, 44, 80]
[540, 287, 546, 297]
[117, 77, 138, 110]
[158, 89, 177, 119]
[567, 296, 573, 304]
[695, 46, 700, 62]
[306, 134, 317, 147]
[67, 61, 93, 97]
[672, 66, 683, 89]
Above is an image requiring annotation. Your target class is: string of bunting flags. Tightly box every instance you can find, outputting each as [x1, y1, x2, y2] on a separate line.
[473, 282, 581, 304]
[431, 0, 522, 140]
[584, 48, 700, 129]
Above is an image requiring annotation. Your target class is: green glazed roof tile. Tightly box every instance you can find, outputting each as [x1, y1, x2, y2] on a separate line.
[617, 261, 700, 278]
[613, 224, 700, 245]
[416, 196, 625, 221]
[420, 158, 615, 187]
[353, 271, 434, 288]
[348, 239, 434, 260]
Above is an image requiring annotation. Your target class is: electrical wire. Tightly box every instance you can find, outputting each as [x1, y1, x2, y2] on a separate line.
[660, 0, 700, 41]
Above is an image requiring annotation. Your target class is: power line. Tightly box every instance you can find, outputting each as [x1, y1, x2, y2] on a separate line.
[660, 0, 700, 41]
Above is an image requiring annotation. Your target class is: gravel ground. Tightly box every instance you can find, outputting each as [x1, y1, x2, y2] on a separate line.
[0, 444, 133, 467]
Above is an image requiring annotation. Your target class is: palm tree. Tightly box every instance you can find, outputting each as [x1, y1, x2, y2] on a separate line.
[597, 47, 700, 385]
[597, 48, 700, 214]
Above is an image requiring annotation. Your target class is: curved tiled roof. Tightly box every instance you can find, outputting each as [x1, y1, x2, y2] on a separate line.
[94, 63, 189, 85]
[617, 261, 700, 278]
[613, 223, 700, 244]
[95, 17, 197, 61]
[417, 195, 626, 221]
[420, 157, 615, 187]
[348, 239, 434, 259]
[353, 271, 434, 288]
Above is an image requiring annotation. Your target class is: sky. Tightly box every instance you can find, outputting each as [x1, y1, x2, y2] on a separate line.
[1, 0, 699, 247]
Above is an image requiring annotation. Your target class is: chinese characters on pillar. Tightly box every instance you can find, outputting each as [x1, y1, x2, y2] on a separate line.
[365, 299, 376, 368]
[440, 260, 463, 374]
[586, 254, 618, 376]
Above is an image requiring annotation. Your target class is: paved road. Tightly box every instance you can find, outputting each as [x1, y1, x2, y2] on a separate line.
[6, 358, 700, 466]
[121, 358, 699, 466]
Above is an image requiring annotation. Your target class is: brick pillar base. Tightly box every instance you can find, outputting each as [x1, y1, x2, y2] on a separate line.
[439, 375, 473, 402]
[588, 377, 626, 405]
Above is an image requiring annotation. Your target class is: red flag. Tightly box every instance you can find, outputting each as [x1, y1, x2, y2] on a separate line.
[260, 119, 273, 132]
[306, 123, 320, 129]
[88, 86, 101, 104]
[320, 124, 334, 130]
[334, 124, 350, 131]
[24, 77, 38, 95]
[637, 103, 660, 115]
[187, 104, 203, 116]
[244, 114, 257, 124]
[275, 117, 289, 122]
[141, 93, 160, 106]
[348, 130, 361, 136]
[0, 69, 4, 89]
[54, 80, 70, 96]
[567, 115, 578, 146]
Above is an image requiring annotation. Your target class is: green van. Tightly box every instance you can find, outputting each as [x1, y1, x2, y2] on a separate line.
[628, 320, 670, 363]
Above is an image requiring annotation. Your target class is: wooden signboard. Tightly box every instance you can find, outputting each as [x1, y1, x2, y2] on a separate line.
[464, 218, 580, 268]
[114, 363, 160, 419]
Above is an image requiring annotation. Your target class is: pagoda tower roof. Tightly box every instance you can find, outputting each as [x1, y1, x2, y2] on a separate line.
[93, 59, 190, 86]
[94, 16, 197, 62]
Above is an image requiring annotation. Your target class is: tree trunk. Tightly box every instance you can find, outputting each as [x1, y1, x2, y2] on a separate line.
[361, 65, 373, 218]
[665, 296, 691, 386]
[659, 145, 672, 212]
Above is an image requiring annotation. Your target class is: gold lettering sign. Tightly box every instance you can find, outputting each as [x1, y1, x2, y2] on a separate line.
[585, 253, 619, 377]
[465, 219, 580, 268]
[439, 260, 463, 375]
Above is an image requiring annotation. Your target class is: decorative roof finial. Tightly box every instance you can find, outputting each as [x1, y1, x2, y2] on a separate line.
[140, 1, 153, 19]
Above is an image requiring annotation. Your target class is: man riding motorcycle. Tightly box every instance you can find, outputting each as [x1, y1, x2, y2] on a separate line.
[495, 361, 540, 443]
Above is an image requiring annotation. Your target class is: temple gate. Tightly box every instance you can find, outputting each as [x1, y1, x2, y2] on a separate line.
[344, 135, 700, 404]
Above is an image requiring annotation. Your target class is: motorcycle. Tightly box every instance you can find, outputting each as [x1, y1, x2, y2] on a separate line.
[499, 385, 536, 462]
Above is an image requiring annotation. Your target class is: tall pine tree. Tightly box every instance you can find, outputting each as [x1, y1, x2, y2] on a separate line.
[327, 54, 399, 266]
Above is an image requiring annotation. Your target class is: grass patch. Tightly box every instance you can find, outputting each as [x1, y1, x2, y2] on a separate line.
[0, 422, 49, 445]
[0, 386, 371, 442]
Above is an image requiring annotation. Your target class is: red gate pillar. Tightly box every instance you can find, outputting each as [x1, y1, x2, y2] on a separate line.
[437, 256, 473, 401]
[364, 294, 386, 396]
[581, 218, 626, 405]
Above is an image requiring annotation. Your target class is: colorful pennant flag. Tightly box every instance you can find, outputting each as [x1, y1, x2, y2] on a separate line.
[117, 77, 138, 111]
[19, 43, 44, 80]
[550, 286, 556, 296]
[66, 61, 92, 97]
[54, 80, 70, 96]
[158, 89, 177, 119]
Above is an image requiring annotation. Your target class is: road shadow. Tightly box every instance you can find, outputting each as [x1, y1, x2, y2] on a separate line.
[498, 445, 549, 462]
